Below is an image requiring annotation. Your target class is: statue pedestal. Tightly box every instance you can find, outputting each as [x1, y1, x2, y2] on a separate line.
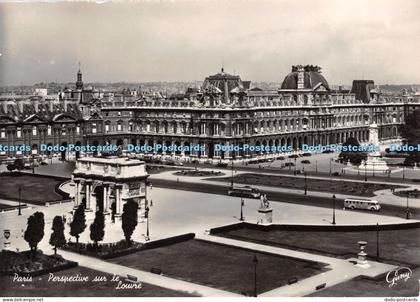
[359, 153, 389, 173]
[258, 207, 273, 224]
[356, 241, 370, 268]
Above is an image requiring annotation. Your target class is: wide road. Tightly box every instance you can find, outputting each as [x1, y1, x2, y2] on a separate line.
[152, 178, 420, 220]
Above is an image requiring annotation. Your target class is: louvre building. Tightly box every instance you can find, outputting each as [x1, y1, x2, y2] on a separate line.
[0, 65, 419, 161]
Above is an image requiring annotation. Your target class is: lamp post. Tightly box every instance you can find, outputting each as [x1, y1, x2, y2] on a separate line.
[253, 253, 258, 297]
[332, 194, 336, 225]
[240, 198, 244, 221]
[145, 206, 150, 240]
[315, 160, 318, 173]
[231, 160, 234, 187]
[376, 222, 380, 260]
[18, 186, 22, 216]
[294, 157, 297, 175]
[304, 172, 307, 195]
[402, 166, 405, 180]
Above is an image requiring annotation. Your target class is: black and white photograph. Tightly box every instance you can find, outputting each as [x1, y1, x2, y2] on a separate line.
[0, 0, 419, 301]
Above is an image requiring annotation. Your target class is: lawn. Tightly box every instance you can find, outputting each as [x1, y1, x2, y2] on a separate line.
[209, 173, 403, 197]
[0, 203, 21, 210]
[108, 239, 328, 295]
[309, 268, 420, 297]
[0, 174, 65, 205]
[217, 226, 420, 267]
[0, 266, 194, 297]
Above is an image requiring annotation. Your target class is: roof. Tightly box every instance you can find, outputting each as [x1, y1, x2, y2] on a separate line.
[281, 70, 330, 90]
[351, 80, 376, 103]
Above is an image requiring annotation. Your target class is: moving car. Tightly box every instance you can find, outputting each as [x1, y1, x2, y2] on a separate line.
[344, 198, 381, 211]
[228, 186, 262, 199]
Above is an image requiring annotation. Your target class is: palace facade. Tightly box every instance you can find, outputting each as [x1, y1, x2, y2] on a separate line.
[1, 65, 419, 161]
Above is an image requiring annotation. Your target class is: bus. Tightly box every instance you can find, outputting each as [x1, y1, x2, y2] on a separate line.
[344, 198, 381, 211]
[228, 186, 262, 199]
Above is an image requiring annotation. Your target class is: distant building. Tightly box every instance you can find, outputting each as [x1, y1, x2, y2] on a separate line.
[1, 64, 420, 161]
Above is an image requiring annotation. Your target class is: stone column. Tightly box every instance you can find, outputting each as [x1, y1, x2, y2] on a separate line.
[85, 179, 93, 211]
[73, 178, 81, 209]
[114, 184, 123, 219]
[103, 182, 110, 214]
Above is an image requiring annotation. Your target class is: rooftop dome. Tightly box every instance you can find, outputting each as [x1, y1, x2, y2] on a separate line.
[202, 68, 250, 94]
[281, 65, 330, 90]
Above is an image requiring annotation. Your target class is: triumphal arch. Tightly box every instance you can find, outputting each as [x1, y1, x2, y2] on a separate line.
[72, 157, 148, 219]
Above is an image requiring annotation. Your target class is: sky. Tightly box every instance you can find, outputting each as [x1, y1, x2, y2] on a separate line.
[0, 0, 419, 86]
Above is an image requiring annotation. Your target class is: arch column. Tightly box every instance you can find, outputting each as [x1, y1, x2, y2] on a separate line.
[73, 178, 82, 209]
[84, 179, 93, 211]
[103, 182, 111, 214]
[114, 183, 123, 219]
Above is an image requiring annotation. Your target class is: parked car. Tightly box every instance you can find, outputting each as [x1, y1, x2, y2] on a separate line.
[216, 162, 228, 168]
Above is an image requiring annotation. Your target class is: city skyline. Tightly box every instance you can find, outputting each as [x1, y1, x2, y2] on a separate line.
[0, 0, 420, 86]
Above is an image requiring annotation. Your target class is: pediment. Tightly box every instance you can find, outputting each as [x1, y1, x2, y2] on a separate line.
[24, 114, 47, 123]
[0, 115, 17, 124]
[53, 113, 77, 122]
[313, 83, 328, 91]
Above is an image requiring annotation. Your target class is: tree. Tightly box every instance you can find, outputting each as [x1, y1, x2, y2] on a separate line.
[90, 211, 105, 249]
[338, 137, 367, 165]
[70, 205, 87, 247]
[49, 216, 66, 255]
[14, 158, 25, 171]
[6, 164, 16, 172]
[402, 109, 420, 165]
[121, 200, 138, 246]
[24, 212, 45, 259]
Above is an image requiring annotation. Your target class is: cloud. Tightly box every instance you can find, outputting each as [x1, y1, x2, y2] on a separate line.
[0, 0, 419, 85]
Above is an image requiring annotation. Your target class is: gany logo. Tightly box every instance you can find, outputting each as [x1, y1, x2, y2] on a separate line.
[386, 267, 412, 288]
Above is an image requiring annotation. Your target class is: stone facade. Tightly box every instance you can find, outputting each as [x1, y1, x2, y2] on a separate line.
[1, 65, 420, 161]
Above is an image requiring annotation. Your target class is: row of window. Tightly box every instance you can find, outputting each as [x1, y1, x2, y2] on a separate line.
[0, 125, 81, 139]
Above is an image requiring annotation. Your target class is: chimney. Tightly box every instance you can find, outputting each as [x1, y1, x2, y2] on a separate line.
[2, 102, 7, 114]
[49, 101, 54, 112]
[64, 99, 68, 112]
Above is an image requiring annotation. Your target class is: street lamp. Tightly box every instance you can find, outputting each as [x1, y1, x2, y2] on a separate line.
[145, 206, 150, 240]
[376, 222, 380, 260]
[315, 160, 318, 173]
[252, 253, 258, 297]
[240, 198, 244, 221]
[402, 166, 405, 180]
[332, 194, 336, 225]
[18, 186, 22, 216]
[231, 160, 234, 187]
[304, 172, 307, 195]
[294, 157, 297, 175]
